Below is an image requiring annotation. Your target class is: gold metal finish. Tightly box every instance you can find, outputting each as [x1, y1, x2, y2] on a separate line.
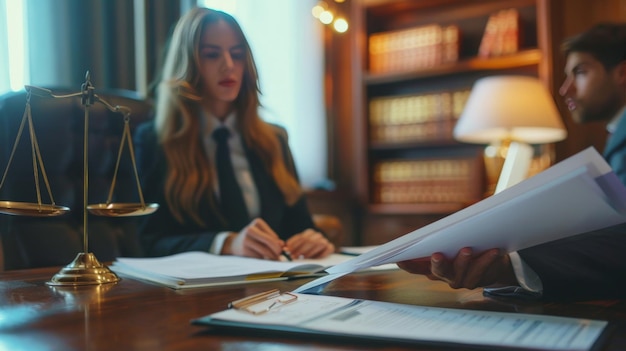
[483, 141, 555, 197]
[0, 201, 70, 216]
[92, 105, 158, 218]
[0, 72, 158, 286]
[0, 90, 65, 216]
[47, 252, 120, 286]
[87, 203, 159, 217]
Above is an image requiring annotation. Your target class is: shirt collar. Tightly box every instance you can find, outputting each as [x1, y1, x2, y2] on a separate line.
[203, 110, 237, 136]
[607, 106, 626, 134]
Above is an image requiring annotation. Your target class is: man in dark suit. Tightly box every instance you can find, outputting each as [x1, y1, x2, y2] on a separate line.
[398, 23, 626, 301]
[559, 23, 626, 185]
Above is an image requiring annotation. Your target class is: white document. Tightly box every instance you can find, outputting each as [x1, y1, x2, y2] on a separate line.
[339, 245, 380, 255]
[296, 147, 626, 293]
[197, 293, 607, 351]
[111, 251, 395, 289]
[111, 252, 355, 289]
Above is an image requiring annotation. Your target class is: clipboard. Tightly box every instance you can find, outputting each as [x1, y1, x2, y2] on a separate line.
[193, 292, 609, 351]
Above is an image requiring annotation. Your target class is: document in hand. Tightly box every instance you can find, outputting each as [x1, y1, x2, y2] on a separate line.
[111, 252, 361, 289]
[193, 292, 607, 351]
[295, 147, 626, 293]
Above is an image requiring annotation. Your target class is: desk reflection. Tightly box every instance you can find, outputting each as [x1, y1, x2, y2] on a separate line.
[0, 267, 623, 350]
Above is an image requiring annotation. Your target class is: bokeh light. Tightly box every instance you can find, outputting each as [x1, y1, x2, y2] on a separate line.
[333, 18, 349, 33]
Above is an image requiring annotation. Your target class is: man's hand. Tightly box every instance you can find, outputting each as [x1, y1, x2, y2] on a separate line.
[397, 247, 518, 289]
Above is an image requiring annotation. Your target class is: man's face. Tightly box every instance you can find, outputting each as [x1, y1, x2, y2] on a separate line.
[559, 52, 624, 124]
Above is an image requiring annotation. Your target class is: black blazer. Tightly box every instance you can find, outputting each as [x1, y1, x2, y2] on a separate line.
[134, 121, 316, 257]
[518, 222, 626, 301]
[518, 114, 626, 301]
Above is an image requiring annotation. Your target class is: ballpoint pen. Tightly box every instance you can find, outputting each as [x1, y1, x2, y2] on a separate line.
[281, 249, 293, 261]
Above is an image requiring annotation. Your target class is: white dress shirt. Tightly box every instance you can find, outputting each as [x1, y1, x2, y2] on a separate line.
[481, 253, 543, 299]
[201, 111, 260, 254]
[606, 106, 626, 134]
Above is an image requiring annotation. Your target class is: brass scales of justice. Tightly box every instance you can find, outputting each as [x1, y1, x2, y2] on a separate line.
[0, 72, 158, 286]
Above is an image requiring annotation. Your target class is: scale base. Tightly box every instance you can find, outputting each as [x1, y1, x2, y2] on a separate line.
[47, 252, 120, 286]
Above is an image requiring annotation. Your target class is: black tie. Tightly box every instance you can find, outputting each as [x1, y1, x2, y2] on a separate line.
[212, 127, 250, 230]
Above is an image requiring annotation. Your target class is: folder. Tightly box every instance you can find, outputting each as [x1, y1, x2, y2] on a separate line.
[193, 290, 608, 351]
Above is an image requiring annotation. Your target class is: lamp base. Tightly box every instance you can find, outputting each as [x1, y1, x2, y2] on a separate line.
[47, 252, 120, 286]
[484, 141, 556, 196]
[494, 141, 534, 194]
[483, 140, 510, 196]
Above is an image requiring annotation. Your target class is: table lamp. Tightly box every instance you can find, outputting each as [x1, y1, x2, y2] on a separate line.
[454, 75, 567, 194]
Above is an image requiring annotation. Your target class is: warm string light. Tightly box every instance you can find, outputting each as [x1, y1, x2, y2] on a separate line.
[312, 0, 349, 33]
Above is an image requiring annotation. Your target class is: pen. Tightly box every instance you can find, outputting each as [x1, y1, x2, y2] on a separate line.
[282, 249, 293, 261]
[338, 251, 360, 257]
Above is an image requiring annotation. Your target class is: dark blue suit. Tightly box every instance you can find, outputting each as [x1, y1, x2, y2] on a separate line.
[134, 121, 316, 257]
[517, 109, 626, 301]
[603, 109, 626, 186]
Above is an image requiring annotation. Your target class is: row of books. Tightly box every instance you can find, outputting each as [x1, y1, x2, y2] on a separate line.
[369, 24, 460, 74]
[367, 8, 522, 75]
[371, 120, 456, 144]
[369, 90, 470, 126]
[372, 158, 481, 204]
[369, 90, 471, 143]
[373, 181, 478, 204]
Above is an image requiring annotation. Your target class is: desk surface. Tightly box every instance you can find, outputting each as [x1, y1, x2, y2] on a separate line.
[0, 266, 625, 351]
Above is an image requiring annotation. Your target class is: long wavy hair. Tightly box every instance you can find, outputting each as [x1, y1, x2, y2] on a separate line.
[154, 7, 302, 226]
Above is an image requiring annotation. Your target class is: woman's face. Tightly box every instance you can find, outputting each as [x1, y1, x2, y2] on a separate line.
[198, 19, 245, 117]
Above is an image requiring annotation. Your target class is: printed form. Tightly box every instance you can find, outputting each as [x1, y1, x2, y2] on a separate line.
[203, 293, 606, 351]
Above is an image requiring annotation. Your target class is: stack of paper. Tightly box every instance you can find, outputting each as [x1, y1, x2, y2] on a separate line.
[111, 252, 396, 289]
[296, 147, 626, 293]
[111, 252, 349, 289]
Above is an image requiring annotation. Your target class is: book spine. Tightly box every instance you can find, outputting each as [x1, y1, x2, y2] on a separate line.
[478, 8, 521, 58]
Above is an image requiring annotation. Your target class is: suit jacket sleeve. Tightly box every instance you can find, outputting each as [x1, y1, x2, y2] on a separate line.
[271, 125, 318, 238]
[134, 121, 222, 257]
[518, 222, 626, 301]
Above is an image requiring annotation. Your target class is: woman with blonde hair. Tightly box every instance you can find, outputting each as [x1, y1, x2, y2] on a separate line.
[135, 7, 334, 260]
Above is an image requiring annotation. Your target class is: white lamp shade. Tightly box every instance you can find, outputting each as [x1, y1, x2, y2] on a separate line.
[453, 75, 567, 144]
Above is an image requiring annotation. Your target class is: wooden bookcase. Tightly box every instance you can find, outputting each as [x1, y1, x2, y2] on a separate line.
[347, 0, 554, 244]
[323, 0, 625, 245]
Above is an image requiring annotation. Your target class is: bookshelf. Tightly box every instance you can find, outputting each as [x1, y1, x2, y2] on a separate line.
[346, 0, 554, 244]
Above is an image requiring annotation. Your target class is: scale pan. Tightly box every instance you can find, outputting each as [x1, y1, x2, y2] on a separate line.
[86, 202, 159, 217]
[0, 201, 70, 217]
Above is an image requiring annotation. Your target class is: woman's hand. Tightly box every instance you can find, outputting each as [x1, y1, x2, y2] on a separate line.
[222, 218, 285, 260]
[285, 229, 335, 259]
[397, 247, 518, 289]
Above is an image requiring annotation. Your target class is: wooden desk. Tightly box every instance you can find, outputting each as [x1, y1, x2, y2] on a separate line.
[0, 267, 625, 351]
